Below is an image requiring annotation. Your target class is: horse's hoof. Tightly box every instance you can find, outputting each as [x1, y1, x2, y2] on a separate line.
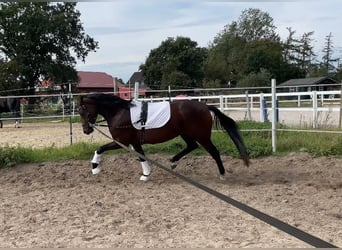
[92, 167, 101, 175]
[140, 175, 150, 182]
[170, 162, 177, 169]
[219, 174, 226, 181]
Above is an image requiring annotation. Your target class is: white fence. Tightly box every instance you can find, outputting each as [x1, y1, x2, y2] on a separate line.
[140, 87, 342, 129]
[1, 84, 341, 128]
[1, 81, 342, 152]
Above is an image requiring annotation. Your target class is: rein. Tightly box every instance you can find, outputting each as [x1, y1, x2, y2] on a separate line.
[81, 102, 132, 129]
[89, 123, 338, 248]
[92, 121, 132, 129]
[94, 119, 108, 127]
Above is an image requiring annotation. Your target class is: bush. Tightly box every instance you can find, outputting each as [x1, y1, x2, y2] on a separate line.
[0, 146, 31, 168]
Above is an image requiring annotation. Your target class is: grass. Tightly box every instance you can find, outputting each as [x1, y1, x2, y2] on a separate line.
[1, 120, 342, 168]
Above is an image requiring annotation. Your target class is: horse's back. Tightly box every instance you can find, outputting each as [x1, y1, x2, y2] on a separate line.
[172, 99, 211, 117]
[170, 100, 213, 137]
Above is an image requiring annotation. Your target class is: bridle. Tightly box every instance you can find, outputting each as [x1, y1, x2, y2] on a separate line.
[79, 102, 97, 128]
[79, 102, 110, 128]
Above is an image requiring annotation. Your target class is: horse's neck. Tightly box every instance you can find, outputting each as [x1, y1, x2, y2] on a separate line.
[98, 107, 127, 125]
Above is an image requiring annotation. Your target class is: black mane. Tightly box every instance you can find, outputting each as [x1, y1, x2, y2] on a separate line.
[85, 93, 133, 109]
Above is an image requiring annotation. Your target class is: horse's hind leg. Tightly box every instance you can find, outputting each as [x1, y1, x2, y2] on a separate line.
[170, 135, 198, 169]
[200, 139, 226, 180]
[133, 144, 151, 181]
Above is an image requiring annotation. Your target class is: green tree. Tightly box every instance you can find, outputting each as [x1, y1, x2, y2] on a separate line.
[140, 36, 207, 90]
[0, 2, 98, 94]
[205, 8, 304, 87]
[204, 31, 246, 87]
[238, 68, 272, 88]
[335, 63, 342, 82]
[0, 59, 21, 94]
[321, 32, 338, 76]
[283, 27, 298, 64]
[236, 8, 279, 42]
[244, 40, 282, 75]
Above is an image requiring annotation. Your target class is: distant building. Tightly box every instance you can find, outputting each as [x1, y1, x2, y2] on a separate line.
[279, 77, 338, 92]
[127, 71, 145, 86]
[126, 71, 152, 98]
[77, 71, 124, 94]
[77, 71, 152, 99]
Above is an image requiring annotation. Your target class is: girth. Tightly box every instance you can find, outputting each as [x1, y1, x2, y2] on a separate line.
[134, 101, 148, 144]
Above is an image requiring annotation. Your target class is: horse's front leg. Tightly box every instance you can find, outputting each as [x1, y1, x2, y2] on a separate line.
[132, 144, 151, 182]
[91, 141, 121, 175]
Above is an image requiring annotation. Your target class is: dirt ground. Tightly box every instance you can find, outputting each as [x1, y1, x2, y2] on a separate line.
[0, 121, 107, 148]
[0, 122, 341, 247]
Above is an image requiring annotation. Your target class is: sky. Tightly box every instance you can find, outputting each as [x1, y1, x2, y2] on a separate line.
[75, 0, 342, 83]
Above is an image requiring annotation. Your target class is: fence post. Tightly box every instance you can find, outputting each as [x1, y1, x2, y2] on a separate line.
[245, 91, 251, 120]
[312, 91, 318, 129]
[68, 83, 73, 145]
[297, 95, 301, 107]
[134, 82, 139, 100]
[20, 103, 24, 124]
[259, 93, 264, 122]
[219, 95, 223, 111]
[271, 79, 277, 153]
[261, 97, 268, 122]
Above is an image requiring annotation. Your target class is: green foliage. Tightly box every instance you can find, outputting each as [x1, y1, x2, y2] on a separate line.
[277, 130, 342, 156]
[236, 8, 279, 42]
[0, 142, 120, 168]
[0, 2, 98, 94]
[204, 8, 307, 87]
[205, 32, 246, 87]
[140, 36, 207, 89]
[0, 146, 31, 167]
[238, 68, 272, 88]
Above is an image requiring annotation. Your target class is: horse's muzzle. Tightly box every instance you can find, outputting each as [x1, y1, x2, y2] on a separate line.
[83, 125, 94, 135]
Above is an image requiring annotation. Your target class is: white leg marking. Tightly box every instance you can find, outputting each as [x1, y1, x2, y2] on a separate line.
[91, 151, 101, 175]
[91, 151, 101, 164]
[92, 167, 101, 175]
[140, 161, 151, 181]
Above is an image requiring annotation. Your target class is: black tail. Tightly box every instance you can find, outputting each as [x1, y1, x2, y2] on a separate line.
[208, 105, 249, 166]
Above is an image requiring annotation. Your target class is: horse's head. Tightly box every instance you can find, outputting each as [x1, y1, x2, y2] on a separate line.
[79, 96, 99, 135]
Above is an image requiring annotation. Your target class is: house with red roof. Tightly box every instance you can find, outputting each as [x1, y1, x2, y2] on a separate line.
[77, 71, 149, 99]
[77, 71, 124, 94]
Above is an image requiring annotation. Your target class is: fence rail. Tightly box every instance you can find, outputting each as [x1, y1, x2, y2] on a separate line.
[1, 81, 342, 151]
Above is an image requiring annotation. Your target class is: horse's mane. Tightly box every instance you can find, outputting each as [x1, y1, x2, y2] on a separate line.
[85, 93, 133, 109]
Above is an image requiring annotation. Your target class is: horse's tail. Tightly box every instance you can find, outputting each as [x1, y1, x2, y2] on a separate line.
[208, 105, 249, 166]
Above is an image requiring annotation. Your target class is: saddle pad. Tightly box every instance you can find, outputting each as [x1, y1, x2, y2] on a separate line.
[130, 100, 171, 130]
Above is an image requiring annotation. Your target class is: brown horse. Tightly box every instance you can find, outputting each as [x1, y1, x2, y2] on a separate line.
[79, 93, 249, 181]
